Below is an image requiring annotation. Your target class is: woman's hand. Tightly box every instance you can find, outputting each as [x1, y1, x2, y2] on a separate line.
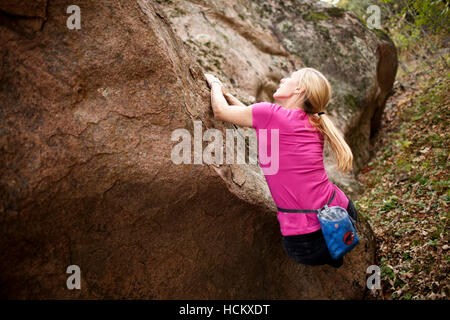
[221, 85, 229, 95]
[205, 73, 230, 96]
[204, 73, 223, 88]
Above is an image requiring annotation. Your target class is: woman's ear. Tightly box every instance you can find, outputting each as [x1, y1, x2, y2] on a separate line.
[295, 87, 305, 95]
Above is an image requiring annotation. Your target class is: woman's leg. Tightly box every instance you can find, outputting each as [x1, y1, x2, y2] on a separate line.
[282, 230, 344, 268]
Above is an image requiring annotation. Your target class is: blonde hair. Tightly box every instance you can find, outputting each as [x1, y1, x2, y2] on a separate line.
[292, 67, 354, 173]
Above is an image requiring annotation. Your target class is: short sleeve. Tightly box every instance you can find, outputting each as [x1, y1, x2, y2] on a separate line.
[251, 102, 275, 129]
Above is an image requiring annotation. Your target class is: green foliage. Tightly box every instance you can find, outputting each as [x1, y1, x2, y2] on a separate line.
[380, 0, 449, 50]
[337, 0, 449, 51]
[381, 0, 449, 33]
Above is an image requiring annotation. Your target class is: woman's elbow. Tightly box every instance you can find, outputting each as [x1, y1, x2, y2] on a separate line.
[213, 105, 225, 120]
[213, 109, 222, 120]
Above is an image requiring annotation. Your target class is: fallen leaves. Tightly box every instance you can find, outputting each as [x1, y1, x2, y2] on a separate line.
[357, 49, 449, 300]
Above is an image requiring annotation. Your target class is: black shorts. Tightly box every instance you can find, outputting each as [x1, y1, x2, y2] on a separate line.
[281, 196, 359, 268]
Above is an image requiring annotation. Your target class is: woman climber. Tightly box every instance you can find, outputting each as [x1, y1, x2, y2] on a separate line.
[205, 67, 359, 268]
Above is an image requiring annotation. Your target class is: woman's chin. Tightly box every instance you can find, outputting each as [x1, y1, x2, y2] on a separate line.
[273, 92, 283, 101]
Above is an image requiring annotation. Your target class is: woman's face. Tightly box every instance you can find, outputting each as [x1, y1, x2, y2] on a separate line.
[273, 70, 303, 101]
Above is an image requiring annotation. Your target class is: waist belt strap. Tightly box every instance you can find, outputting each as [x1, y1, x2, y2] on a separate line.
[276, 189, 336, 214]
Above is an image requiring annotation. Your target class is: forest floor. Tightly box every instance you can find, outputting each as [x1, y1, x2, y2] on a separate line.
[356, 42, 449, 300]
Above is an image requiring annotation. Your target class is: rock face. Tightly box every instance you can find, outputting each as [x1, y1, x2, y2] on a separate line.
[0, 0, 394, 299]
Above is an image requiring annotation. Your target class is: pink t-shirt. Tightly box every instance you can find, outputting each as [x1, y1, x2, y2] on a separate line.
[251, 102, 349, 236]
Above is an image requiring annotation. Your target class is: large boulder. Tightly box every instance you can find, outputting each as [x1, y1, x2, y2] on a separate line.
[0, 0, 393, 299]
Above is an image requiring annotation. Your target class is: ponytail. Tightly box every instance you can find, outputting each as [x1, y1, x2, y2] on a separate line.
[294, 68, 354, 173]
[307, 114, 354, 173]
